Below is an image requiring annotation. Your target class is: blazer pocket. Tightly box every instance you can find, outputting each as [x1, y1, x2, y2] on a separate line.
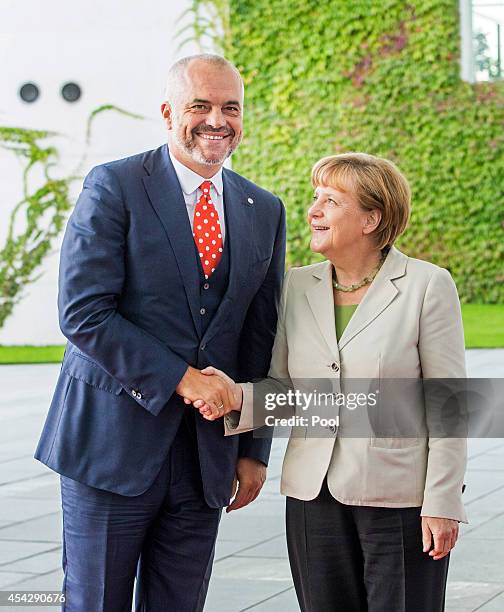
[63, 352, 123, 395]
[368, 444, 421, 501]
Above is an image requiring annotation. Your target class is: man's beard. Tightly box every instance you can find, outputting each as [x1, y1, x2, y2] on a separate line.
[171, 117, 241, 166]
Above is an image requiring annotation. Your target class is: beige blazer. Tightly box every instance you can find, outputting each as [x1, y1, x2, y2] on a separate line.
[226, 246, 468, 522]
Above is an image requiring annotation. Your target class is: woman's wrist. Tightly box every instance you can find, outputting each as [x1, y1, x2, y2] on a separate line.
[235, 384, 244, 412]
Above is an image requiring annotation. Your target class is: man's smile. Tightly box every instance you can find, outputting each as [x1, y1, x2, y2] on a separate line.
[195, 132, 231, 141]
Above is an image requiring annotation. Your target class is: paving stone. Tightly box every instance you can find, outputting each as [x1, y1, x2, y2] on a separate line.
[205, 572, 293, 612]
[5, 568, 64, 591]
[0, 571, 39, 588]
[0, 457, 50, 487]
[0, 513, 62, 543]
[5, 549, 62, 575]
[1, 477, 61, 500]
[462, 511, 504, 540]
[0, 499, 58, 524]
[214, 539, 253, 562]
[211, 556, 292, 582]
[486, 445, 504, 457]
[466, 454, 504, 471]
[465, 350, 504, 378]
[461, 468, 504, 504]
[461, 486, 504, 535]
[449, 537, 504, 584]
[445, 581, 504, 611]
[239, 586, 298, 611]
[0, 445, 35, 464]
[0, 540, 57, 566]
[235, 535, 288, 559]
[218, 510, 284, 543]
[477, 589, 504, 610]
[467, 439, 504, 459]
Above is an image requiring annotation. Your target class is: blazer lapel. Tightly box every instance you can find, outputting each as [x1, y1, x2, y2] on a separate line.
[305, 261, 340, 359]
[337, 247, 407, 350]
[142, 145, 202, 337]
[201, 169, 255, 346]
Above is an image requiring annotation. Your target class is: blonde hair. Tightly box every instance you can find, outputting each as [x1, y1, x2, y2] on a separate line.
[311, 152, 411, 249]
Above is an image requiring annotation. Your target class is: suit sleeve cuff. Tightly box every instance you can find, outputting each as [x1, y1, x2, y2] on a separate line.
[224, 383, 255, 436]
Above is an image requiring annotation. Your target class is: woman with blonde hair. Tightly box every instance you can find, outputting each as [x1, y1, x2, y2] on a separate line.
[193, 153, 466, 611]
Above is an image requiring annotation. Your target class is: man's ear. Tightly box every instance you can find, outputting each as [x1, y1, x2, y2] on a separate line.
[161, 102, 173, 130]
[363, 209, 382, 235]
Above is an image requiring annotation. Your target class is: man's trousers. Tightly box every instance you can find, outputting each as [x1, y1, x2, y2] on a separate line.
[60, 414, 221, 612]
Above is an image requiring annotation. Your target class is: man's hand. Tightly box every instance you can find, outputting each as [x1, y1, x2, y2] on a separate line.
[190, 366, 243, 420]
[421, 516, 459, 560]
[176, 366, 235, 414]
[227, 457, 266, 513]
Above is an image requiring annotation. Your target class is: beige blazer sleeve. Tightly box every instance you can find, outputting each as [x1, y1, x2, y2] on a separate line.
[224, 269, 294, 435]
[418, 267, 468, 522]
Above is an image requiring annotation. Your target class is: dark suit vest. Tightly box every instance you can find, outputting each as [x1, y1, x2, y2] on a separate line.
[195, 226, 230, 337]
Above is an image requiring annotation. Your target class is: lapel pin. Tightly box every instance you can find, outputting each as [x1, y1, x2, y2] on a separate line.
[247, 197, 254, 204]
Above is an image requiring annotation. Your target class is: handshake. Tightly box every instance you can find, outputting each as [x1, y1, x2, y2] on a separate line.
[176, 365, 243, 420]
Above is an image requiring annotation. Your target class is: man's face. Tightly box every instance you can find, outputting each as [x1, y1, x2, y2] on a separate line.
[162, 61, 243, 174]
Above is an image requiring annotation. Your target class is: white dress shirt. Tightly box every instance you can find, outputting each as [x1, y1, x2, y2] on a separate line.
[169, 149, 226, 243]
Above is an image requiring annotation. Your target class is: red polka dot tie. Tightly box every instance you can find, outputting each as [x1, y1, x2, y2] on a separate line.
[193, 181, 223, 279]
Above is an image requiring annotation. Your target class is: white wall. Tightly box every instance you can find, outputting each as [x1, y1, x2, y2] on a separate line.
[0, 0, 198, 344]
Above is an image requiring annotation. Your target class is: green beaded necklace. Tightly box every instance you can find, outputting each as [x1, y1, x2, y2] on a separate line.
[332, 252, 386, 293]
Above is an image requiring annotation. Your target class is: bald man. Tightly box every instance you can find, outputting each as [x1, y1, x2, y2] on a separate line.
[35, 54, 286, 612]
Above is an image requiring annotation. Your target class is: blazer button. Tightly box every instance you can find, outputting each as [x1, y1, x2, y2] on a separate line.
[137, 392, 142, 400]
[200, 308, 206, 315]
[203, 283, 210, 290]
[331, 362, 340, 372]
[132, 390, 138, 398]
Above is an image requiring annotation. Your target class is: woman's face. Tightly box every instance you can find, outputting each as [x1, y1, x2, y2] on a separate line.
[308, 182, 370, 259]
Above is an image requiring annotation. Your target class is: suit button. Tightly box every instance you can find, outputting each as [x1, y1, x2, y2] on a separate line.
[137, 392, 142, 400]
[200, 343, 206, 351]
[203, 283, 210, 290]
[132, 390, 138, 398]
[200, 308, 206, 315]
[331, 362, 340, 372]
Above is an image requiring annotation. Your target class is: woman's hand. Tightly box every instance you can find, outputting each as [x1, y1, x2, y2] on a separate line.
[185, 366, 243, 420]
[421, 516, 459, 560]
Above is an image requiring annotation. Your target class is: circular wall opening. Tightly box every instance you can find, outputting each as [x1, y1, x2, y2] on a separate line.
[19, 82, 40, 103]
[61, 82, 82, 103]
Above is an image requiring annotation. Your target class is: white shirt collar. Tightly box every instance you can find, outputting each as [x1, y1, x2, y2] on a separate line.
[169, 149, 223, 196]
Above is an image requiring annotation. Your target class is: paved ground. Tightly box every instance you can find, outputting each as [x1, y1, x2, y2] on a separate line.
[0, 350, 502, 611]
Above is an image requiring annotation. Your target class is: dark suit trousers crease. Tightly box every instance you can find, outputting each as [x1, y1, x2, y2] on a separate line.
[60, 411, 221, 612]
[286, 480, 449, 612]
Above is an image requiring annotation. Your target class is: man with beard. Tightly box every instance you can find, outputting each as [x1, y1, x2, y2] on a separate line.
[35, 54, 286, 612]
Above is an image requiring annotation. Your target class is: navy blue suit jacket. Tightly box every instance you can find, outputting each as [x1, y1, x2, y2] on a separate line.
[35, 144, 286, 507]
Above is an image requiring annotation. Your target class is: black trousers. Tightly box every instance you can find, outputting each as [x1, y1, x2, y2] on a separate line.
[286, 480, 450, 612]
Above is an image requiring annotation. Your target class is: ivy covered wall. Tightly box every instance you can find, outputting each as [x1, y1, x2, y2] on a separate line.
[226, 0, 503, 302]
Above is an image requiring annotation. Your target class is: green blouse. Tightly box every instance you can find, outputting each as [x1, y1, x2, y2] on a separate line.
[335, 304, 358, 341]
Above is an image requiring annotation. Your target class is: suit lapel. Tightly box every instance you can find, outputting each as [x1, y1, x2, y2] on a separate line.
[337, 247, 407, 350]
[305, 261, 340, 359]
[142, 145, 202, 337]
[201, 169, 255, 346]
